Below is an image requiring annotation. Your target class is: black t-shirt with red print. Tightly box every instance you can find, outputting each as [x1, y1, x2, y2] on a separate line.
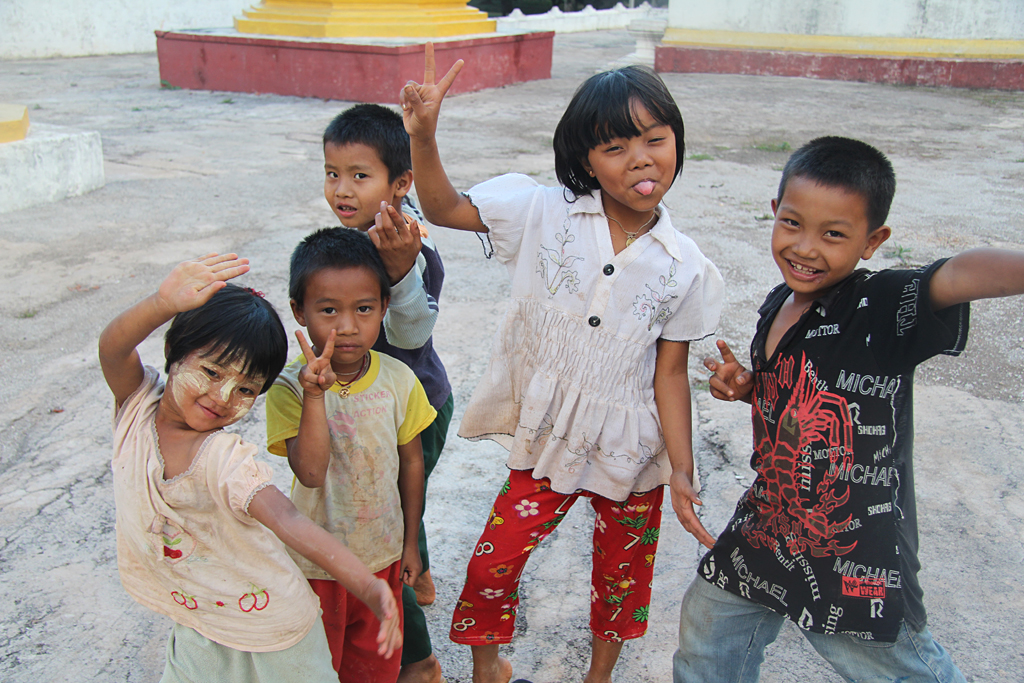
[698, 260, 969, 642]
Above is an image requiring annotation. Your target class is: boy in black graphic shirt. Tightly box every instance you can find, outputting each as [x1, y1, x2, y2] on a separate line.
[672, 137, 1024, 683]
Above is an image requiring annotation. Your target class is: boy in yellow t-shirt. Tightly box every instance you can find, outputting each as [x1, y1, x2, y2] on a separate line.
[267, 227, 435, 683]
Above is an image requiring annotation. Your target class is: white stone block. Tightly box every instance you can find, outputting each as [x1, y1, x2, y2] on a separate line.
[0, 123, 105, 214]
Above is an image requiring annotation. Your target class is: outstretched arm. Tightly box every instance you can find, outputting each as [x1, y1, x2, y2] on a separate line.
[248, 486, 402, 658]
[654, 339, 716, 549]
[703, 339, 754, 404]
[98, 254, 250, 408]
[930, 248, 1024, 310]
[401, 43, 487, 233]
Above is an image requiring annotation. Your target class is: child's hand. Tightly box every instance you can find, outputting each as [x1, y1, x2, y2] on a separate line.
[366, 577, 403, 658]
[704, 339, 754, 402]
[400, 42, 463, 141]
[669, 471, 716, 549]
[155, 253, 250, 315]
[368, 202, 422, 285]
[295, 329, 337, 397]
[400, 544, 423, 588]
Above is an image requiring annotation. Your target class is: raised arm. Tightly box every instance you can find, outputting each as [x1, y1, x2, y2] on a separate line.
[248, 485, 402, 658]
[285, 329, 337, 488]
[98, 254, 249, 408]
[654, 339, 715, 549]
[400, 43, 487, 233]
[929, 248, 1024, 310]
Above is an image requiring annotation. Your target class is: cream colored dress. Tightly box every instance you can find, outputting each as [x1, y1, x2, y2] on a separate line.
[112, 367, 321, 652]
[459, 173, 724, 501]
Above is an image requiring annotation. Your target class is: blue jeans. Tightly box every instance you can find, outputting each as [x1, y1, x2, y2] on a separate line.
[673, 577, 966, 683]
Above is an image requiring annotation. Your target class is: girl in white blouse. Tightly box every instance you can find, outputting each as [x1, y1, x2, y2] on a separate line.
[401, 47, 724, 683]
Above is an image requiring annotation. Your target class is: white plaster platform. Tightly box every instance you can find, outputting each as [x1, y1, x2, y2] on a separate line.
[0, 123, 105, 214]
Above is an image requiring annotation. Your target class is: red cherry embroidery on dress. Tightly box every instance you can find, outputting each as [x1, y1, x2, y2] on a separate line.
[163, 546, 183, 559]
[171, 591, 198, 610]
[239, 585, 270, 612]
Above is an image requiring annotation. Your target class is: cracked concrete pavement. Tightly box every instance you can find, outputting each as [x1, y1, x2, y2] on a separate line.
[1, 30, 1023, 682]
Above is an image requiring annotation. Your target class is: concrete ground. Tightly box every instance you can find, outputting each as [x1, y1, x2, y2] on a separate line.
[1, 30, 1023, 683]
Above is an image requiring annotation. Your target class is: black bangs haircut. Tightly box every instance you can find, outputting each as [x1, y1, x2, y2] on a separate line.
[288, 227, 391, 308]
[323, 103, 411, 183]
[778, 136, 896, 231]
[164, 284, 288, 394]
[554, 65, 686, 198]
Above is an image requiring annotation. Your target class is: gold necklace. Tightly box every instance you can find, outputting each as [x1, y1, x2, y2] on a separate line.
[335, 353, 369, 398]
[606, 209, 658, 246]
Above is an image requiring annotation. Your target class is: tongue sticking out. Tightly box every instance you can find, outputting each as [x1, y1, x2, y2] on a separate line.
[635, 180, 656, 196]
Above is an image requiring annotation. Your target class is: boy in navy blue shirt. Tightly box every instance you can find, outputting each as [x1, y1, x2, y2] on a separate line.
[322, 103, 451, 683]
[674, 137, 1024, 683]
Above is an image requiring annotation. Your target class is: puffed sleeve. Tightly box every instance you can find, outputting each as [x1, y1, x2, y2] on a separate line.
[464, 173, 544, 265]
[207, 434, 275, 524]
[659, 247, 725, 343]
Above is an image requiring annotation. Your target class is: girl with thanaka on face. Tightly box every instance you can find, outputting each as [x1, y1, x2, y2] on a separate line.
[400, 46, 724, 683]
[97, 254, 400, 681]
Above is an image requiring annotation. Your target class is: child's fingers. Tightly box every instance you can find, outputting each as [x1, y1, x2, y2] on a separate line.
[319, 329, 337, 362]
[423, 41, 436, 84]
[401, 82, 426, 117]
[716, 339, 738, 365]
[436, 58, 464, 98]
[295, 329, 316, 360]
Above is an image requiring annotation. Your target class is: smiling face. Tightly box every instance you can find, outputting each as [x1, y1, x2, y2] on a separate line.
[324, 141, 411, 231]
[582, 102, 676, 229]
[163, 351, 264, 432]
[291, 265, 388, 375]
[771, 176, 891, 304]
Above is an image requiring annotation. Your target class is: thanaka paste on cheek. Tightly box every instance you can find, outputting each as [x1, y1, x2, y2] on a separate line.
[169, 355, 258, 424]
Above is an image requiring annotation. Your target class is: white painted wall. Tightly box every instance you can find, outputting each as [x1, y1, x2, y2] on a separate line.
[667, 0, 1024, 40]
[0, 0, 252, 59]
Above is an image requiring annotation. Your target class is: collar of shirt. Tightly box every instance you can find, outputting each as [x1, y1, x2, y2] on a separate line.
[567, 189, 683, 262]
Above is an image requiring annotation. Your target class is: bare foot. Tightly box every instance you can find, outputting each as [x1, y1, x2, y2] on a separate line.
[414, 568, 436, 606]
[472, 655, 512, 683]
[398, 653, 442, 683]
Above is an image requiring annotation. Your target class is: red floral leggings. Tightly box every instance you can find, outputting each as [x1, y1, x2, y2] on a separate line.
[449, 469, 663, 645]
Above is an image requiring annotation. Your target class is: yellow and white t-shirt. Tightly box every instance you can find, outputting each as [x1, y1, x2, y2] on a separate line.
[267, 351, 436, 576]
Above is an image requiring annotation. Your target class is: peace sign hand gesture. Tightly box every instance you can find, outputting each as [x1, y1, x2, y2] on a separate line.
[295, 329, 337, 398]
[400, 42, 464, 142]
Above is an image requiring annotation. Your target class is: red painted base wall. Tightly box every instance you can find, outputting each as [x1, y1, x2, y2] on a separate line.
[156, 31, 554, 102]
[655, 45, 1024, 91]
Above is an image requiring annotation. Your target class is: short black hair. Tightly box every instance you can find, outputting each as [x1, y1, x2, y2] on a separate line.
[778, 136, 896, 231]
[553, 65, 686, 198]
[164, 284, 287, 394]
[323, 104, 411, 183]
[289, 227, 391, 308]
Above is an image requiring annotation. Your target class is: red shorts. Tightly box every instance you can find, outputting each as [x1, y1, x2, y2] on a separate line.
[450, 469, 663, 645]
[310, 560, 404, 683]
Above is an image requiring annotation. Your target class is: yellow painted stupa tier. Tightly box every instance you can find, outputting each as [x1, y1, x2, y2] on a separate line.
[0, 104, 29, 144]
[235, 0, 496, 39]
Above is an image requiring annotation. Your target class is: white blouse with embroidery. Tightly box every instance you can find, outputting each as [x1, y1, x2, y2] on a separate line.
[459, 173, 724, 501]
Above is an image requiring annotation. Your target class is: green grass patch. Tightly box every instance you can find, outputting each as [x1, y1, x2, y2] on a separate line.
[160, 79, 182, 90]
[16, 309, 37, 319]
[687, 153, 714, 161]
[753, 141, 791, 153]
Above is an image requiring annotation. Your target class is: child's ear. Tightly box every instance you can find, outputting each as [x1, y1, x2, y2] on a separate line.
[861, 225, 892, 260]
[770, 198, 779, 215]
[289, 299, 307, 326]
[380, 294, 390, 316]
[392, 170, 413, 201]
